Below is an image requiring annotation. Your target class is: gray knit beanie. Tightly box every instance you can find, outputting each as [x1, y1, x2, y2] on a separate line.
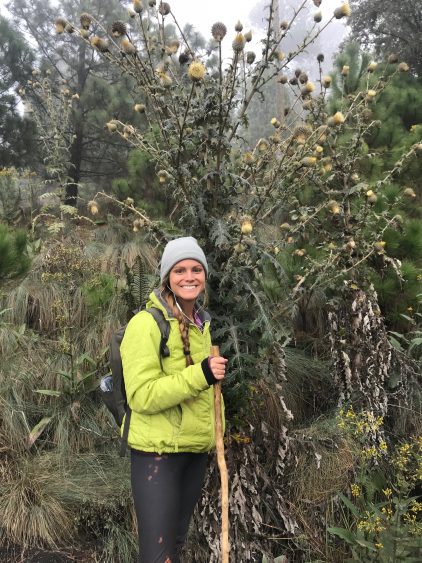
[160, 237, 208, 282]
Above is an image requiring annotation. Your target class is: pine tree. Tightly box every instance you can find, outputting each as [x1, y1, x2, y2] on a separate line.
[0, 16, 37, 168]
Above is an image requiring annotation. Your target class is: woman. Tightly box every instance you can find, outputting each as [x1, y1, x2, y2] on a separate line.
[121, 236, 227, 563]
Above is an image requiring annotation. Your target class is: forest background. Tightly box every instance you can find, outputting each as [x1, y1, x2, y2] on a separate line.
[0, 0, 421, 562]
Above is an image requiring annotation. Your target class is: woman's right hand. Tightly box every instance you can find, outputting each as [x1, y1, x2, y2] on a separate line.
[209, 356, 228, 380]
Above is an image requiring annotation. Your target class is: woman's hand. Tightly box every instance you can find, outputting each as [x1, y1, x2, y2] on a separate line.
[209, 356, 228, 381]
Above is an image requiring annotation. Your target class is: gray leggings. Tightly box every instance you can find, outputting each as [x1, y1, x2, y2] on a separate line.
[131, 449, 208, 563]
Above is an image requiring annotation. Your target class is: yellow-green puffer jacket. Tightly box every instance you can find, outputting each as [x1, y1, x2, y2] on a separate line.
[120, 289, 223, 454]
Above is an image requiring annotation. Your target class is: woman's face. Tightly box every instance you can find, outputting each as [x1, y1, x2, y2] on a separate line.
[169, 259, 206, 308]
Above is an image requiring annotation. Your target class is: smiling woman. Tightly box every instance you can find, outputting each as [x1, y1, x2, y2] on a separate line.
[120, 236, 227, 563]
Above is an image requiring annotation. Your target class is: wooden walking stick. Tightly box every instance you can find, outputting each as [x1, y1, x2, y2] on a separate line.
[210, 345, 229, 563]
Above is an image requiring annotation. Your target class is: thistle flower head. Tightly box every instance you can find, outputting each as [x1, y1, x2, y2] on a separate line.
[241, 217, 253, 234]
[134, 103, 146, 113]
[157, 170, 170, 183]
[334, 3, 351, 19]
[328, 111, 345, 126]
[388, 53, 399, 64]
[270, 117, 280, 128]
[277, 50, 285, 61]
[188, 60, 206, 82]
[367, 89, 377, 98]
[317, 53, 324, 63]
[166, 39, 180, 54]
[133, 0, 143, 13]
[367, 61, 377, 72]
[148, 0, 157, 6]
[111, 21, 127, 37]
[279, 223, 291, 231]
[341, 65, 349, 76]
[133, 219, 141, 232]
[235, 20, 243, 32]
[80, 28, 90, 39]
[88, 200, 99, 215]
[278, 74, 288, 84]
[246, 51, 256, 64]
[80, 13, 92, 30]
[158, 2, 171, 16]
[303, 81, 315, 93]
[90, 36, 109, 52]
[211, 22, 227, 41]
[256, 138, 269, 152]
[280, 20, 289, 30]
[328, 200, 341, 214]
[121, 38, 137, 54]
[232, 33, 246, 52]
[127, 8, 136, 18]
[403, 187, 416, 197]
[313, 0, 322, 6]
[398, 62, 409, 72]
[302, 156, 317, 167]
[242, 152, 255, 165]
[293, 124, 312, 140]
[322, 75, 332, 88]
[55, 18, 67, 34]
[159, 73, 173, 88]
[314, 11, 322, 23]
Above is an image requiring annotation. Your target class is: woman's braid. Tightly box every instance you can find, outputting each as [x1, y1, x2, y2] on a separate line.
[161, 281, 193, 367]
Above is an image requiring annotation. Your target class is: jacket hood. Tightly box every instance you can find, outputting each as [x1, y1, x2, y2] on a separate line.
[147, 289, 211, 323]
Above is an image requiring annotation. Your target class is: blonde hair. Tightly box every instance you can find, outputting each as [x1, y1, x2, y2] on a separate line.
[160, 277, 207, 367]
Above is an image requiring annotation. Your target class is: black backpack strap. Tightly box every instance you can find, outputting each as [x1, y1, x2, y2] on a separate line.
[146, 307, 170, 371]
[120, 408, 131, 457]
[119, 308, 170, 457]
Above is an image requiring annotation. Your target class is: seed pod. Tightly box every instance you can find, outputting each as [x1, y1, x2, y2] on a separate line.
[80, 28, 90, 39]
[179, 52, 190, 65]
[317, 53, 324, 62]
[388, 53, 399, 64]
[314, 11, 322, 22]
[166, 39, 180, 54]
[244, 30, 252, 42]
[158, 2, 170, 16]
[278, 74, 288, 84]
[133, 0, 143, 13]
[280, 20, 289, 30]
[211, 22, 227, 41]
[235, 20, 243, 32]
[55, 18, 67, 34]
[313, 0, 322, 6]
[246, 51, 256, 64]
[80, 13, 92, 30]
[279, 223, 290, 231]
[289, 76, 298, 85]
[111, 21, 127, 37]
[299, 72, 308, 84]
